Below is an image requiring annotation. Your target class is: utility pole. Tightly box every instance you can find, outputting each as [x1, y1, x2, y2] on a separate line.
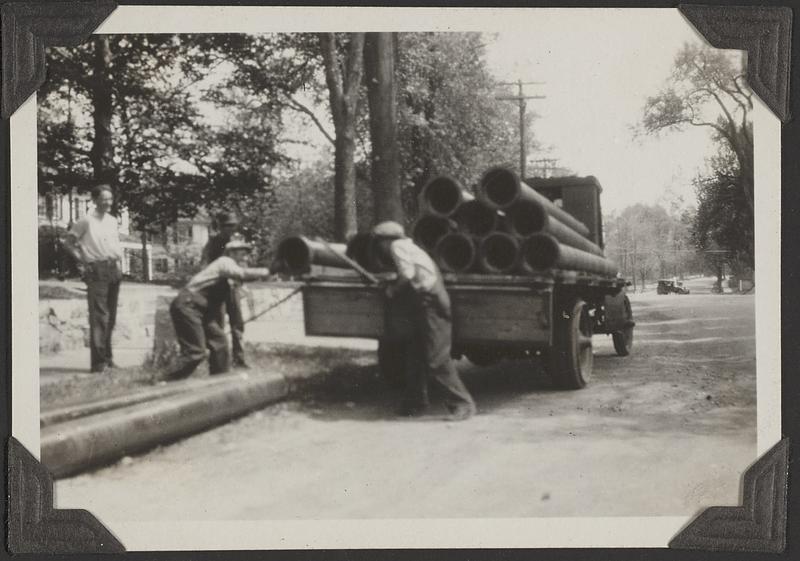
[497, 79, 545, 179]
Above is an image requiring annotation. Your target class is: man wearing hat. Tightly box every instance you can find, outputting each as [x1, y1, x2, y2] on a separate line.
[166, 235, 271, 380]
[202, 211, 249, 368]
[372, 221, 476, 420]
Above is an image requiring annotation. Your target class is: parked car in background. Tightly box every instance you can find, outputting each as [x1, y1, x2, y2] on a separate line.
[657, 279, 690, 295]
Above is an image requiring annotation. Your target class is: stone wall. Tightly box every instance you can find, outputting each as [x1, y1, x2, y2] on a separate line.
[42, 281, 374, 362]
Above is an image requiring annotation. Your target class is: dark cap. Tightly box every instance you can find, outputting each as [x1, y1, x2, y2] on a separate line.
[218, 211, 240, 227]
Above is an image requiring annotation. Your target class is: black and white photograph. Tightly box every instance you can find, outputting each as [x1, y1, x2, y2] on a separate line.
[9, 5, 784, 551]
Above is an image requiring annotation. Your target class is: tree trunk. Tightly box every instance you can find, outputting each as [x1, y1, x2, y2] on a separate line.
[319, 33, 364, 241]
[89, 37, 116, 191]
[364, 33, 403, 224]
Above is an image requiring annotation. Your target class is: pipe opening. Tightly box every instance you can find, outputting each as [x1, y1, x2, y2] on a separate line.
[523, 235, 559, 270]
[508, 201, 547, 236]
[412, 216, 451, 251]
[346, 234, 371, 267]
[455, 201, 497, 236]
[423, 177, 462, 216]
[436, 233, 475, 273]
[277, 237, 311, 273]
[480, 233, 519, 272]
[481, 168, 519, 208]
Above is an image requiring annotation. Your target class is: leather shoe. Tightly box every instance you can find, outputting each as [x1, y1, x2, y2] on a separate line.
[446, 403, 476, 421]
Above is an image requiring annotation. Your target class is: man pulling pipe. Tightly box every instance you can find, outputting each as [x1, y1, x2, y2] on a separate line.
[165, 235, 272, 381]
[372, 221, 476, 421]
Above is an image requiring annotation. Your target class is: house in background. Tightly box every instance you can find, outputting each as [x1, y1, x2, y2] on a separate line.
[38, 191, 211, 281]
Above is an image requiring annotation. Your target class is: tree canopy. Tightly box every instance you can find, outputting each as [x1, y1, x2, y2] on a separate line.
[641, 42, 753, 274]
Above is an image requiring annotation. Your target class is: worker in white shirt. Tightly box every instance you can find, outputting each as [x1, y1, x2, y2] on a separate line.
[373, 221, 476, 421]
[165, 235, 272, 381]
[64, 184, 124, 373]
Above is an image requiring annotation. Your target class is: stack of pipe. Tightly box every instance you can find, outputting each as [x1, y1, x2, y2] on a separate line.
[414, 167, 618, 277]
[275, 167, 619, 277]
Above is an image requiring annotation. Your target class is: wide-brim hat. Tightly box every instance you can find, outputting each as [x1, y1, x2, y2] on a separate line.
[372, 221, 406, 239]
[218, 211, 240, 226]
[225, 237, 252, 251]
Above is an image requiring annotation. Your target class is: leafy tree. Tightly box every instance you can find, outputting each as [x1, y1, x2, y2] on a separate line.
[604, 203, 699, 290]
[395, 32, 520, 215]
[642, 43, 752, 208]
[692, 147, 754, 274]
[641, 42, 753, 274]
[319, 33, 365, 241]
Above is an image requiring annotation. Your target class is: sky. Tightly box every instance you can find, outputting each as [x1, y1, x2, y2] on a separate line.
[184, 9, 743, 214]
[482, 9, 737, 214]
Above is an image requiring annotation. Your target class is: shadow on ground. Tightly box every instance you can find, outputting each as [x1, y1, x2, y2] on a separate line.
[290, 356, 560, 422]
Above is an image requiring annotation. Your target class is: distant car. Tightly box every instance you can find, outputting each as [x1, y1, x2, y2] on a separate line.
[657, 279, 690, 295]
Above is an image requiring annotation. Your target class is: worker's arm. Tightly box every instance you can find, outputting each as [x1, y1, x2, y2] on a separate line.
[216, 258, 272, 282]
[385, 241, 414, 298]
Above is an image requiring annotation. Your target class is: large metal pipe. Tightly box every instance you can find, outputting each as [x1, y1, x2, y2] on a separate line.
[411, 215, 455, 252]
[435, 232, 477, 273]
[507, 200, 604, 256]
[419, 175, 474, 218]
[520, 233, 618, 277]
[453, 200, 500, 236]
[479, 166, 591, 238]
[345, 233, 394, 272]
[476, 232, 520, 274]
[346, 233, 372, 269]
[276, 236, 349, 274]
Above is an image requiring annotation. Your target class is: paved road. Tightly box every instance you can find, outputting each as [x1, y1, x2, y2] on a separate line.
[56, 287, 756, 523]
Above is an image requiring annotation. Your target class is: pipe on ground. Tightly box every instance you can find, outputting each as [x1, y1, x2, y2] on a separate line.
[476, 232, 520, 274]
[276, 236, 349, 274]
[520, 233, 618, 276]
[435, 232, 477, 273]
[419, 175, 474, 218]
[479, 166, 591, 238]
[507, 200, 604, 256]
[411, 215, 455, 251]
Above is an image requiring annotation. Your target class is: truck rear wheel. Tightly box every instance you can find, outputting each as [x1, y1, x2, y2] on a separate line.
[377, 338, 407, 389]
[612, 295, 634, 356]
[547, 298, 593, 390]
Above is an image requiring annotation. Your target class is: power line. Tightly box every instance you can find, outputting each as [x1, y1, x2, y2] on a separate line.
[496, 80, 545, 178]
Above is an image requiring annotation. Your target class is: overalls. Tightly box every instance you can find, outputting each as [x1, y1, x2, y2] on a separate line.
[168, 278, 231, 379]
[404, 277, 475, 413]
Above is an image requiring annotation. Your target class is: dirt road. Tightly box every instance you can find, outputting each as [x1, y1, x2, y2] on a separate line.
[55, 285, 756, 521]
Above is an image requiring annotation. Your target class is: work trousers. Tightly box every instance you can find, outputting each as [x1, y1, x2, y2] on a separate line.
[168, 288, 229, 379]
[404, 280, 475, 412]
[85, 260, 121, 372]
[215, 282, 246, 364]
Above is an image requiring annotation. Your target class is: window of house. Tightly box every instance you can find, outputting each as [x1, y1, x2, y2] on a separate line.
[153, 257, 170, 274]
[173, 222, 193, 244]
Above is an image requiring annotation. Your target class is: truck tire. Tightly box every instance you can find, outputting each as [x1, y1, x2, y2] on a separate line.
[377, 338, 407, 389]
[546, 298, 593, 390]
[612, 295, 634, 356]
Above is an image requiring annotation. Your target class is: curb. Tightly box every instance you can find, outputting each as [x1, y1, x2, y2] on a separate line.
[41, 373, 289, 479]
